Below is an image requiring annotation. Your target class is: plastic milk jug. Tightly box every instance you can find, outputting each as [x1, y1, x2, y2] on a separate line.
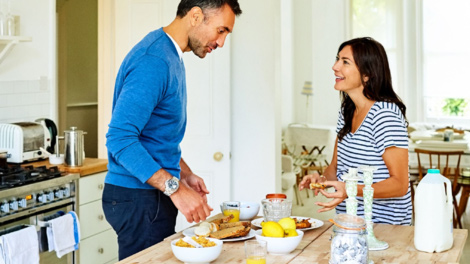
[414, 169, 453, 252]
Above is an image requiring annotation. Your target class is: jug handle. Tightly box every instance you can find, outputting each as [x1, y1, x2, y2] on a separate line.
[56, 136, 64, 157]
[445, 180, 453, 205]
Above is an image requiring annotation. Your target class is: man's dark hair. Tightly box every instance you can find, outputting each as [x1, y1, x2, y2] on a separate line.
[176, 0, 242, 18]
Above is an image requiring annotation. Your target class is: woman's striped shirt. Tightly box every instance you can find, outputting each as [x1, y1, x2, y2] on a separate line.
[335, 101, 412, 225]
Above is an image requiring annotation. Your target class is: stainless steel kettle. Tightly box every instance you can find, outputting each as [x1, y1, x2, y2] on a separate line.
[57, 127, 87, 166]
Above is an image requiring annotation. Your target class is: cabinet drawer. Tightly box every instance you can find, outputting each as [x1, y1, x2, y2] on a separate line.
[80, 200, 112, 238]
[79, 229, 118, 264]
[79, 172, 107, 205]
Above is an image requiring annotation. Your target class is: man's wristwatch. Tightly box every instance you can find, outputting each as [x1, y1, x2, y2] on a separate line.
[163, 176, 180, 196]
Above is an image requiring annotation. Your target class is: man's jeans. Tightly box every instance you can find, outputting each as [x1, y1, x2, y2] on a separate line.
[102, 184, 178, 260]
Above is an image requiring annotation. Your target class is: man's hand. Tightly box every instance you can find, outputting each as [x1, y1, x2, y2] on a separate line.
[170, 180, 213, 223]
[181, 173, 210, 203]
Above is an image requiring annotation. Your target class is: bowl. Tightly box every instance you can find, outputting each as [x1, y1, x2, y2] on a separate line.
[255, 229, 304, 255]
[171, 237, 223, 264]
[240, 201, 260, 220]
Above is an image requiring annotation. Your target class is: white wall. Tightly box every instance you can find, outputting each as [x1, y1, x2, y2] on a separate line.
[0, 0, 56, 124]
[231, 0, 282, 201]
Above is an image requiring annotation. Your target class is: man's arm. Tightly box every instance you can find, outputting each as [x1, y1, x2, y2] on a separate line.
[179, 158, 210, 202]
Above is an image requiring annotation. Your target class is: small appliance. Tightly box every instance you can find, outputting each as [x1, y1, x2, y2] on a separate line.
[0, 118, 58, 163]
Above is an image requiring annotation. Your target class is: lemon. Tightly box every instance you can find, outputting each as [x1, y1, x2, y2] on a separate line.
[284, 228, 298, 237]
[262, 221, 285, 237]
[278, 217, 296, 231]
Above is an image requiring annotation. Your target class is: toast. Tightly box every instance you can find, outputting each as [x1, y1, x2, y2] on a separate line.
[209, 226, 251, 239]
[210, 214, 234, 225]
[218, 221, 250, 230]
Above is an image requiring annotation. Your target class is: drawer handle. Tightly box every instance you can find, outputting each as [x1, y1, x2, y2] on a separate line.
[98, 248, 104, 254]
[98, 215, 104, 220]
[98, 184, 104, 190]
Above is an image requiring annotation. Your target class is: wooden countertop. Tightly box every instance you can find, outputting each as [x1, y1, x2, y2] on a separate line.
[19, 158, 108, 177]
[117, 214, 468, 264]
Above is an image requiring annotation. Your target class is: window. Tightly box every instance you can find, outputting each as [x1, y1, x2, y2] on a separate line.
[422, 0, 470, 120]
[350, 0, 470, 126]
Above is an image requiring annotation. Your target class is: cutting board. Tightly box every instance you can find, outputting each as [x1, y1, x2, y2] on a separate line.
[20, 158, 108, 177]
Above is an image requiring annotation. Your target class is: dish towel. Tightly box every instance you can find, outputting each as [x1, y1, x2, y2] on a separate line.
[0, 225, 39, 264]
[46, 211, 81, 258]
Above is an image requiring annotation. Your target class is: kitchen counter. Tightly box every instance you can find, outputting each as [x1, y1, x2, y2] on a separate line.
[117, 214, 468, 264]
[19, 157, 108, 177]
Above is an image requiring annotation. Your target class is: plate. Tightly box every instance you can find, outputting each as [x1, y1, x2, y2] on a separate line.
[182, 227, 256, 242]
[251, 216, 324, 231]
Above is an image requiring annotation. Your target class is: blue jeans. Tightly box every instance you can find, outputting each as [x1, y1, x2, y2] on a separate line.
[102, 184, 178, 260]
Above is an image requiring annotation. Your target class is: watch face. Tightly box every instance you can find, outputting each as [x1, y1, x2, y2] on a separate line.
[168, 179, 178, 190]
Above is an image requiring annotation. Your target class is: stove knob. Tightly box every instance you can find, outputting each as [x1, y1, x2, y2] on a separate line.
[18, 198, 27, 208]
[9, 200, 18, 211]
[37, 193, 46, 203]
[0, 202, 9, 213]
[54, 189, 64, 199]
[45, 192, 54, 202]
[62, 187, 70, 197]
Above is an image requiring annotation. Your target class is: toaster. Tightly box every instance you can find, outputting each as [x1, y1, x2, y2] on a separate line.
[0, 119, 57, 163]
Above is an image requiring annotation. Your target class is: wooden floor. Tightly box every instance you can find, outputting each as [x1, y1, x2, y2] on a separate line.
[291, 188, 470, 263]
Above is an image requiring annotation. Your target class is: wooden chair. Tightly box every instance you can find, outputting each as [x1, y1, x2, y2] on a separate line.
[413, 148, 464, 228]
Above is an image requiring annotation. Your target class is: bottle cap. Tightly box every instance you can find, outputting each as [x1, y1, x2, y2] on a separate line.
[265, 193, 287, 199]
[428, 169, 440, 174]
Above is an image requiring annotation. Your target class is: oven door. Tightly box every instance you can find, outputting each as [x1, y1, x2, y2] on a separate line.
[36, 203, 75, 264]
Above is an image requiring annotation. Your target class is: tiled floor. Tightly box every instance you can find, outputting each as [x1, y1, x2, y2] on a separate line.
[290, 188, 470, 263]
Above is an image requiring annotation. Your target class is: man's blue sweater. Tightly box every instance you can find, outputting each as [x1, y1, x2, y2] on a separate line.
[105, 28, 186, 189]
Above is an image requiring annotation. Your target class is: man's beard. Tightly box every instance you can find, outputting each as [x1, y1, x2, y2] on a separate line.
[188, 36, 207, 59]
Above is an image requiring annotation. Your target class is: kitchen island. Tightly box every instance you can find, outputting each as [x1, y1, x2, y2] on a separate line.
[117, 214, 468, 264]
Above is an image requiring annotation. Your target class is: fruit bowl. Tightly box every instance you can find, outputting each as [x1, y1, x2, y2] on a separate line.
[240, 201, 260, 220]
[171, 237, 223, 264]
[254, 229, 304, 255]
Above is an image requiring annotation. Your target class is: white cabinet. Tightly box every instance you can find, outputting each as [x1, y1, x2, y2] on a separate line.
[78, 172, 118, 264]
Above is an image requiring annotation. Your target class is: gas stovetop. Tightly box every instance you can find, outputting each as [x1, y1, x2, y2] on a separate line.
[0, 165, 64, 190]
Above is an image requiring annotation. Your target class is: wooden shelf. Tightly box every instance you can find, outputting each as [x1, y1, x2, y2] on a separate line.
[0, 35, 32, 64]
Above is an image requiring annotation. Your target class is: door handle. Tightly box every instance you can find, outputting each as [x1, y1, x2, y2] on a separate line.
[213, 152, 223, 162]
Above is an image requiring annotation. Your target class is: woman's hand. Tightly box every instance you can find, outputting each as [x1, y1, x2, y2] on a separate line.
[314, 181, 347, 212]
[299, 172, 325, 195]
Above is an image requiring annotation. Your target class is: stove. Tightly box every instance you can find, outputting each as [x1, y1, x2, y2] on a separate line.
[0, 164, 79, 224]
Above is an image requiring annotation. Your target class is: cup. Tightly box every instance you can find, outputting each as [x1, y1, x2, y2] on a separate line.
[443, 129, 454, 142]
[245, 240, 267, 264]
[222, 201, 240, 222]
[261, 198, 292, 222]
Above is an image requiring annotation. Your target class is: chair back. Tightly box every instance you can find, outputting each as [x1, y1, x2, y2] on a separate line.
[281, 155, 294, 173]
[415, 148, 463, 188]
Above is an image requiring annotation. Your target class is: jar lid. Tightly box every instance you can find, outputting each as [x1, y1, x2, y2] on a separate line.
[266, 193, 287, 199]
[331, 214, 366, 230]
[427, 169, 440, 174]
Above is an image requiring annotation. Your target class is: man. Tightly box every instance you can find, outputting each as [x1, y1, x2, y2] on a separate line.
[102, 0, 242, 260]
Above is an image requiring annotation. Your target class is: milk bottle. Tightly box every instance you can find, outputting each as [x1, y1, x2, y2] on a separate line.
[414, 169, 453, 252]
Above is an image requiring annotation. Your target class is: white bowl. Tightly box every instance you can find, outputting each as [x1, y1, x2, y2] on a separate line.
[255, 229, 304, 255]
[171, 237, 223, 264]
[240, 201, 260, 220]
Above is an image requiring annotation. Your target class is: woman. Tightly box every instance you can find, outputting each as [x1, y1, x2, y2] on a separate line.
[299, 37, 412, 225]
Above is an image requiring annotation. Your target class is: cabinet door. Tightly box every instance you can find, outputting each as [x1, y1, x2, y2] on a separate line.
[79, 200, 112, 239]
[79, 172, 106, 205]
[79, 229, 118, 264]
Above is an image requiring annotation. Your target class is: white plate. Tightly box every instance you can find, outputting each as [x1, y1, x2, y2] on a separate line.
[251, 216, 324, 231]
[182, 227, 256, 242]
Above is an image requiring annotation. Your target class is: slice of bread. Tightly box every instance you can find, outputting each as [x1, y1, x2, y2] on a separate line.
[218, 221, 250, 230]
[209, 226, 250, 239]
[210, 214, 234, 225]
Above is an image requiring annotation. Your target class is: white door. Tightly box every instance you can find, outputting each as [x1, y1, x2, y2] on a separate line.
[98, 0, 231, 232]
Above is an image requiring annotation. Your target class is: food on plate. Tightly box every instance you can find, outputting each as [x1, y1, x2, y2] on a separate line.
[210, 214, 234, 225]
[209, 225, 251, 239]
[218, 221, 250, 230]
[175, 236, 216, 248]
[292, 217, 312, 229]
[309, 182, 326, 190]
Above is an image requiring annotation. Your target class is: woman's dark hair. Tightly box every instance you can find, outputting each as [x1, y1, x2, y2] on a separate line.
[337, 37, 408, 141]
[176, 0, 242, 18]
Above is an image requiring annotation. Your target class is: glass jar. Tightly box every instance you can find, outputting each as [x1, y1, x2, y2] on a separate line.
[330, 214, 369, 264]
[261, 198, 291, 222]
